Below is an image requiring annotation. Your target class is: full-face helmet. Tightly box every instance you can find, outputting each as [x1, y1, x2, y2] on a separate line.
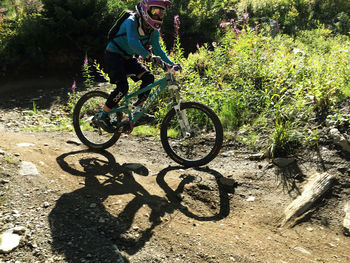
[139, 0, 172, 30]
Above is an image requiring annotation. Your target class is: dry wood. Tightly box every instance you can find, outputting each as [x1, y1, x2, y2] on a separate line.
[281, 172, 334, 227]
[344, 201, 350, 236]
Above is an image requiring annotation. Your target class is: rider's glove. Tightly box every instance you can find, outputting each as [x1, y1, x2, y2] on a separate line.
[147, 55, 164, 67]
[172, 63, 182, 72]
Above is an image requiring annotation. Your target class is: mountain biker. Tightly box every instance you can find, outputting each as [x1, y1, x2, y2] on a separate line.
[98, 0, 181, 132]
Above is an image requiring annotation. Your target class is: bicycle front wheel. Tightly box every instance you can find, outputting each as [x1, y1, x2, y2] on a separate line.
[160, 101, 223, 167]
[73, 90, 122, 150]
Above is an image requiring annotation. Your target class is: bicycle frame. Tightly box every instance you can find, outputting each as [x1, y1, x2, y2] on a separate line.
[107, 71, 177, 128]
[73, 64, 223, 166]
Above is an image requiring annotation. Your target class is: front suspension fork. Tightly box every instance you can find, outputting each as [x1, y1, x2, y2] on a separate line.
[173, 101, 191, 138]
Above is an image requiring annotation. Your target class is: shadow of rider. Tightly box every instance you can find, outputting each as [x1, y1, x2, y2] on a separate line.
[51, 150, 167, 263]
[51, 149, 233, 262]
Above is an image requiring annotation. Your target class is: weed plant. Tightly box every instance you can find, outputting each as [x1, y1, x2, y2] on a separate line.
[18, 13, 349, 157]
[177, 20, 350, 156]
[61, 20, 349, 156]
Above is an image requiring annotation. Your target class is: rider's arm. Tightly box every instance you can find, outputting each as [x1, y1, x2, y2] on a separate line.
[151, 30, 174, 65]
[125, 18, 151, 59]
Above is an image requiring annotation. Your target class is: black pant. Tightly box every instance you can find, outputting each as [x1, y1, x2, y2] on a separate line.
[104, 51, 154, 108]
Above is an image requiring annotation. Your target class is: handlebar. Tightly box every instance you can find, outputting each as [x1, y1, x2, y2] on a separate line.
[161, 62, 182, 74]
[146, 55, 182, 73]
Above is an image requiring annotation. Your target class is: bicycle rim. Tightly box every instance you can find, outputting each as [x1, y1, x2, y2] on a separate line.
[73, 90, 121, 150]
[160, 102, 223, 167]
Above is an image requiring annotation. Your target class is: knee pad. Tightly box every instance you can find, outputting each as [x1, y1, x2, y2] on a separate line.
[140, 72, 155, 89]
[106, 81, 129, 108]
[138, 72, 155, 102]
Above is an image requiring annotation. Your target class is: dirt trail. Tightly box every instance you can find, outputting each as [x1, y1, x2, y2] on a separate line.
[1, 128, 349, 263]
[0, 78, 349, 262]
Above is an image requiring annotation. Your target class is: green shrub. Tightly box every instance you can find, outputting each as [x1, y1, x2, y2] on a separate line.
[335, 12, 350, 35]
[0, 0, 130, 74]
[162, 0, 226, 53]
[175, 19, 350, 155]
[4, 14, 54, 72]
[0, 1, 50, 73]
[40, 0, 116, 65]
[236, 0, 350, 35]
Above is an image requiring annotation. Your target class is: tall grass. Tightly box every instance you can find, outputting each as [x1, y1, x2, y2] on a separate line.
[65, 20, 349, 156]
[16, 11, 348, 157]
[176, 22, 350, 156]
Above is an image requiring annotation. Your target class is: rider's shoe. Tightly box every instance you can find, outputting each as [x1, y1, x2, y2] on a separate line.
[96, 112, 116, 133]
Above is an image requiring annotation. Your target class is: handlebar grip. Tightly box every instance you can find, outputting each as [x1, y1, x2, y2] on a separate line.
[172, 64, 182, 72]
[162, 62, 170, 71]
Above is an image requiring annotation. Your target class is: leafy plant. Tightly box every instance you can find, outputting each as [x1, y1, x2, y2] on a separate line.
[32, 101, 37, 114]
[236, 0, 350, 35]
[177, 17, 350, 156]
[10, 2, 349, 158]
[132, 125, 159, 137]
[5, 157, 15, 163]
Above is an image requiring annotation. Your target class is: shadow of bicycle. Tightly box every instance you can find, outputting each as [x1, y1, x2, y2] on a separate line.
[51, 149, 233, 262]
[156, 166, 232, 221]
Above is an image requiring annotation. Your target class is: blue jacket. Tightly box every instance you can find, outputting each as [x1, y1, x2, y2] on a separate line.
[106, 14, 173, 65]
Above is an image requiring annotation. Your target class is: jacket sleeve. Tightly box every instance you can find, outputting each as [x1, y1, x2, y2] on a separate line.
[125, 18, 151, 59]
[151, 30, 174, 65]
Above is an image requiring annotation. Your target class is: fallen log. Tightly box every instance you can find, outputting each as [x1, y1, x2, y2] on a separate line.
[280, 172, 334, 227]
[344, 201, 350, 236]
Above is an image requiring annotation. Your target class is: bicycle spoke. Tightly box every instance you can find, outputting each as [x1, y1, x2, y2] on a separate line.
[161, 102, 223, 167]
[73, 91, 122, 149]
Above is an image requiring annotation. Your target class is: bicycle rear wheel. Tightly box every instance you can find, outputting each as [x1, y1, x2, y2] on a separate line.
[160, 101, 223, 167]
[73, 90, 122, 150]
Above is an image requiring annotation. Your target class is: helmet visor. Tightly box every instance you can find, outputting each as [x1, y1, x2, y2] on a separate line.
[149, 6, 165, 21]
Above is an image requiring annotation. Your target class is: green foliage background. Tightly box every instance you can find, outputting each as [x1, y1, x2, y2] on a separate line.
[1, 0, 349, 74]
[176, 24, 350, 156]
[1, 0, 349, 157]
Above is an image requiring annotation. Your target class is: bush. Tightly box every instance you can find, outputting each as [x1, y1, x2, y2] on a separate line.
[40, 0, 116, 67]
[0, 0, 130, 75]
[176, 20, 350, 155]
[162, 0, 227, 54]
[0, 1, 49, 74]
[335, 12, 350, 35]
[236, 0, 350, 35]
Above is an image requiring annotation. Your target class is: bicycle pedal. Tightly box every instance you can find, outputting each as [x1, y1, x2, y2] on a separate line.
[90, 122, 98, 129]
[120, 120, 134, 134]
[90, 118, 99, 129]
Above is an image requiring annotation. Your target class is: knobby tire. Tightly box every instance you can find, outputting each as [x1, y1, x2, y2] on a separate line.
[160, 101, 223, 167]
[73, 90, 121, 150]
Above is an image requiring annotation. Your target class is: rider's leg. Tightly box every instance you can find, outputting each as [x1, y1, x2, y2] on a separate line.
[105, 80, 129, 109]
[97, 80, 129, 132]
[133, 71, 155, 106]
[97, 51, 129, 131]
[132, 71, 156, 125]
[123, 56, 154, 106]
[102, 51, 128, 112]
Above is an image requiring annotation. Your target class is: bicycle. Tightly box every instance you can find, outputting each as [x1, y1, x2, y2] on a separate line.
[72, 62, 223, 167]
